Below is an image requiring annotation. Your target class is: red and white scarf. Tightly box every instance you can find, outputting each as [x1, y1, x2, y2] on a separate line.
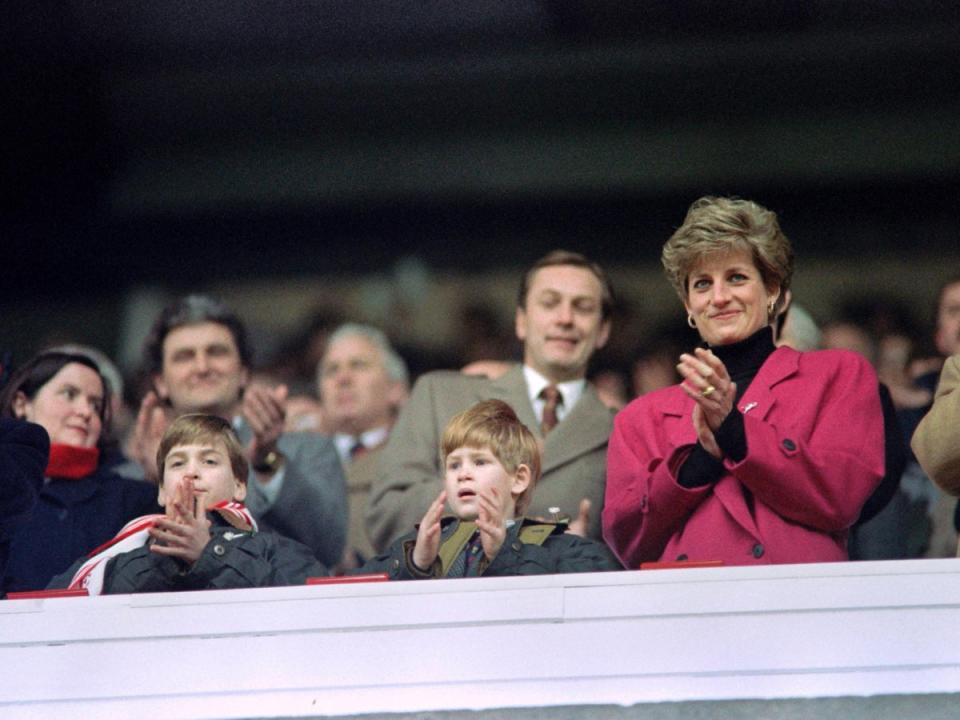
[68, 500, 257, 595]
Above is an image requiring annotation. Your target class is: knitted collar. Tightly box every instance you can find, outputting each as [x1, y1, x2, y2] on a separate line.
[46, 444, 100, 480]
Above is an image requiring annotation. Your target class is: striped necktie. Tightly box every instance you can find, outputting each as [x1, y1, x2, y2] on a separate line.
[540, 385, 562, 435]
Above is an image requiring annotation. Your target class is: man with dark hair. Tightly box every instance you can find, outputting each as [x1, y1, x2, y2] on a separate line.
[365, 250, 615, 552]
[131, 295, 347, 566]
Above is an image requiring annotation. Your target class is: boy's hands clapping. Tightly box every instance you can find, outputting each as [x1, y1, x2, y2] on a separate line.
[412, 490, 446, 571]
[149, 478, 212, 565]
[475, 486, 507, 561]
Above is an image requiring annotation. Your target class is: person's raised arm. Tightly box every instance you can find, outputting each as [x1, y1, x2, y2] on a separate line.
[912, 354, 960, 494]
[602, 399, 714, 568]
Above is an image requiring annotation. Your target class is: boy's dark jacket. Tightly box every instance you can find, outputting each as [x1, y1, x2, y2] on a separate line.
[357, 516, 622, 580]
[48, 514, 326, 593]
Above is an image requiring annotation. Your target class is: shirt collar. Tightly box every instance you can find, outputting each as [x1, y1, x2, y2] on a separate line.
[523, 365, 586, 413]
[333, 426, 390, 464]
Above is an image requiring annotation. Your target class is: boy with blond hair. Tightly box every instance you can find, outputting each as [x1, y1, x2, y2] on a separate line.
[51, 414, 325, 594]
[359, 400, 620, 578]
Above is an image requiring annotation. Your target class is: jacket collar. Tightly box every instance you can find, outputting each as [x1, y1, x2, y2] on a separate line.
[488, 364, 612, 475]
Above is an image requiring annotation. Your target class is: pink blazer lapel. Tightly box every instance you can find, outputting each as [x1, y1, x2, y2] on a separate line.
[735, 346, 798, 421]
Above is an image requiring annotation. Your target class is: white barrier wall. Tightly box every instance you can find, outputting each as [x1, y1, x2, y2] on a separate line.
[2, 559, 960, 720]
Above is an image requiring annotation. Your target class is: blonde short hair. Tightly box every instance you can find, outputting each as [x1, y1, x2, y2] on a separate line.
[156, 414, 249, 484]
[662, 196, 794, 317]
[441, 400, 541, 516]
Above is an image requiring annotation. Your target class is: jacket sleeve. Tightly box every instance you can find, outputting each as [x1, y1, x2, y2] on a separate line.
[351, 531, 433, 580]
[365, 375, 448, 552]
[912, 355, 960, 495]
[855, 383, 906, 525]
[601, 397, 714, 569]
[482, 532, 622, 576]
[245, 432, 348, 567]
[0, 419, 48, 542]
[103, 529, 326, 593]
[728, 351, 885, 531]
[548, 535, 623, 573]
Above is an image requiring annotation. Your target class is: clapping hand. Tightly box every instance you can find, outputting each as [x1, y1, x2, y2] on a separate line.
[129, 391, 171, 482]
[243, 382, 288, 472]
[149, 478, 212, 566]
[678, 348, 736, 460]
[475, 486, 508, 561]
[412, 490, 446, 572]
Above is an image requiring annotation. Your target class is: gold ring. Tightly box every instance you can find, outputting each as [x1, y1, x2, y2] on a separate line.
[701, 385, 716, 398]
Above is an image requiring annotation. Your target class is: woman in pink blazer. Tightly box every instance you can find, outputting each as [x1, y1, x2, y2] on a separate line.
[603, 197, 885, 568]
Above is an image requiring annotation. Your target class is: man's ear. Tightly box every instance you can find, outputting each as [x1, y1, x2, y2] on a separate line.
[157, 482, 167, 508]
[11, 391, 30, 420]
[595, 318, 611, 350]
[387, 380, 408, 411]
[515, 305, 528, 343]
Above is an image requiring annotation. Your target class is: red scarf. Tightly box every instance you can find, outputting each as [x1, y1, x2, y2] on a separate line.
[46, 444, 100, 479]
[68, 500, 257, 595]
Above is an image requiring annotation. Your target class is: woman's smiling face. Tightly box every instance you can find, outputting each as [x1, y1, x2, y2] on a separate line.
[684, 247, 779, 347]
[15, 362, 104, 448]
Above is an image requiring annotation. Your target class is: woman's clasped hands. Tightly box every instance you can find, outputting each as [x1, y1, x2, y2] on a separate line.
[677, 347, 737, 459]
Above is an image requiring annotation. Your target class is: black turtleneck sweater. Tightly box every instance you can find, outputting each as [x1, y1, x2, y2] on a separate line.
[677, 327, 777, 489]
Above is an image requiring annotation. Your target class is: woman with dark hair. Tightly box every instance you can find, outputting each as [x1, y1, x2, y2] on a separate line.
[603, 197, 885, 567]
[0, 351, 159, 591]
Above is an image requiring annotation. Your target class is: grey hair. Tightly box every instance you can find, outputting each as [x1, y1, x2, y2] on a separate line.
[321, 323, 409, 387]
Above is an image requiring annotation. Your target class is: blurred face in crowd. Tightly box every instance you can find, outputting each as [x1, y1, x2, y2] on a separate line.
[159, 439, 246, 509]
[319, 334, 405, 436]
[14, 362, 104, 448]
[516, 264, 610, 383]
[936, 281, 960, 357]
[684, 248, 779, 347]
[822, 322, 875, 363]
[155, 322, 248, 417]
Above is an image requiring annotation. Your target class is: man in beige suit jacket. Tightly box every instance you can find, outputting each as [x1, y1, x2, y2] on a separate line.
[365, 250, 616, 552]
[912, 353, 960, 499]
